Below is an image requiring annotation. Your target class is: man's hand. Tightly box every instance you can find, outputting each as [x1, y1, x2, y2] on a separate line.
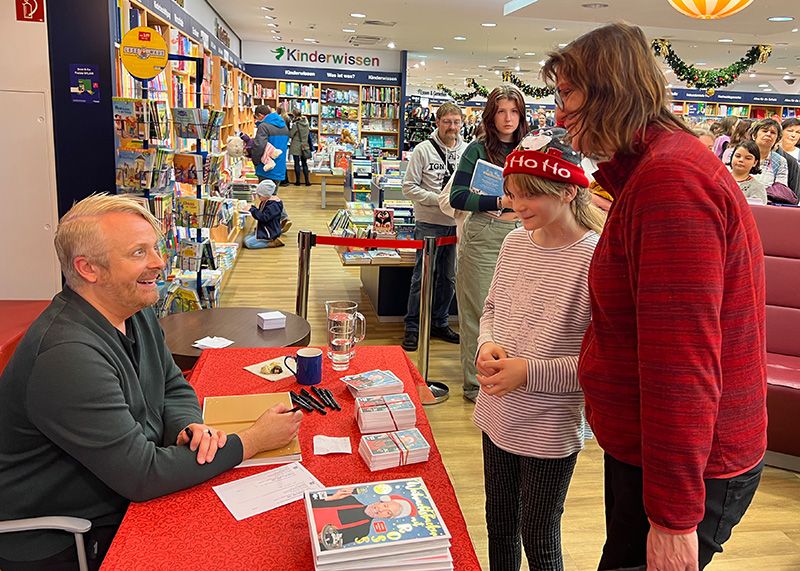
[476, 358, 528, 397]
[239, 403, 302, 460]
[177, 423, 228, 465]
[476, 342, 508, 376]
[646, 527, 699, 571]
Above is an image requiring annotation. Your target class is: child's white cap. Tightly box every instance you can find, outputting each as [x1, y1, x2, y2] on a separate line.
[255, 179, 277, 197]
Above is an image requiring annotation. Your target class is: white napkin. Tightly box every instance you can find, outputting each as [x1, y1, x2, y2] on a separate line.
[192, 336, 235, 349]
[313, 435, 352, 455]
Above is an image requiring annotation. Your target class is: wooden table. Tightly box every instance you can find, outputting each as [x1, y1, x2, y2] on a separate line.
[315, 172, 344, 208]
[160, 307, 311, 370]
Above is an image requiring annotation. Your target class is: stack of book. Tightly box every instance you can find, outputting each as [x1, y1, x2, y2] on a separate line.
[358, 428, 431, 471]
[304, 477, 451, 570]
[340, 370, 404, 397]
[355, 393, 416, 433]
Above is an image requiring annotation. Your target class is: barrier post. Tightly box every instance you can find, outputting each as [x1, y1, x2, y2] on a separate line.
[417, 236, 436, 381]
[296, 230, 314, 318]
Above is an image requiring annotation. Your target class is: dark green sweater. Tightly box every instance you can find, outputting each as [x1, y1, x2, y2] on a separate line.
[449, 139, 517, 212]
[0, 288, 243, 561]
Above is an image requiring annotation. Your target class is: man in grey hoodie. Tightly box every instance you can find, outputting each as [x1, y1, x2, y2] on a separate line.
[402, 102, 468, 351]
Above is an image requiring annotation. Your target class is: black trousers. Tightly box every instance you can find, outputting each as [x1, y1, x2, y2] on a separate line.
[483, 433, 579, 571]
[0, 524, 118, 571]
[598, 453, 763, 571]
[293, 154, 310, 184]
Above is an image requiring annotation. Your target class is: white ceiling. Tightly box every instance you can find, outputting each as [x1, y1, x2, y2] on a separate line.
[213, 0, 800, 98]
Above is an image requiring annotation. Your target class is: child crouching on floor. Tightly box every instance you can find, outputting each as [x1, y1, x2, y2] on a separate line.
[473, 129, 605, 570]
[244, 179, 285, 249]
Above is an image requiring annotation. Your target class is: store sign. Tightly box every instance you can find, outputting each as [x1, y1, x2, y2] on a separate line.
[15, 0, 44, 22]
[671, 87, 800, 106]
[245, 63, 402, 86]
[120, 27, 168, 80]
[243, 41, 401, 72]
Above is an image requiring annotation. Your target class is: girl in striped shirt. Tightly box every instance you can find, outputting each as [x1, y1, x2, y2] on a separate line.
[473, 130, 604, 570]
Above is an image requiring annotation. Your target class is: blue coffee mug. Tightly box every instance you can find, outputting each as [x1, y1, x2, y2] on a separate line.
[284, 348, 322, 386]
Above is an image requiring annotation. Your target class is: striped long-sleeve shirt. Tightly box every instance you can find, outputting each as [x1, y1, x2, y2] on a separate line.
[473, 228, 599, 458]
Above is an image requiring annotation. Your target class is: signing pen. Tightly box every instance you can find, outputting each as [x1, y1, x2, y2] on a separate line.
[300, 388, 327, 410]
[291, 391, 326, 415]
[289, 391, 314, 412]
[311, 386, 334, 409]
[322, 388, 341, 411]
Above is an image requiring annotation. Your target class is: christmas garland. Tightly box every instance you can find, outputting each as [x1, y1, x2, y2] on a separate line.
[437, 75, 554, 102]
[652, 39, 772, 91]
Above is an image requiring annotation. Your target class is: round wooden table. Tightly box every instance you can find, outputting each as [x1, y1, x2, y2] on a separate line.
[160, 307, 311, 370]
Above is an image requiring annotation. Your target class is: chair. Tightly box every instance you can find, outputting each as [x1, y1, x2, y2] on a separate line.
[750, 204, 800, 472]
[0, 517, 91, 570]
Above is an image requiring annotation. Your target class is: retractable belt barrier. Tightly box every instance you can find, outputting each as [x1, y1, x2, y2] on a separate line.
[295, 230, 458, 384]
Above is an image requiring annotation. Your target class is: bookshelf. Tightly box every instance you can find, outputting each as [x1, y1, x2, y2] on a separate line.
[361, 86, 401, 155]
[320, 83, 360, 150]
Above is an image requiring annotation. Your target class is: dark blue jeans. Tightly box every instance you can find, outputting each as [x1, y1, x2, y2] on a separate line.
[598, 453, 763, 571]
[404, 221, 457, 333]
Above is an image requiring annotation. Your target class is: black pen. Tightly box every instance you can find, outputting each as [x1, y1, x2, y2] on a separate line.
[291, 391, 326, 415]
[322, 388, 341, 411]
[300, 388, 327, 410]
[311, 386, 334, 409]
[289, 391, 314, 413]
[287, 406, 303, 413]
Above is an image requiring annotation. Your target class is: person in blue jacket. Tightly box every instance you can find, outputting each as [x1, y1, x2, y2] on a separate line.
[252, 105, 292, 229]
[244, 180, 285, 249]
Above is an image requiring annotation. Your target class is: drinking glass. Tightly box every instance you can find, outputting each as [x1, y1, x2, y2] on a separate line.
[327, 325, 355, 371]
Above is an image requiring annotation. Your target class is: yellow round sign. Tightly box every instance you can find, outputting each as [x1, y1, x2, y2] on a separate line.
[120, 26, 168, 81]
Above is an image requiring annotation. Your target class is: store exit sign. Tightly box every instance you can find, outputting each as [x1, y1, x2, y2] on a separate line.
[16, 0, 45, 22]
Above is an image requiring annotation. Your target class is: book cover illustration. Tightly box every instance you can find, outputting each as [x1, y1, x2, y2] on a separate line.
[112, 97, 148, 145]
[391, 428, 428, 452]
[469, 159, 505, 197]
[362, 432, 401, 456]
[372, 208, 394, 234]
[305, 477, 450, 555]
[174, 153, 204, 185]
[115, 147, 156, 191]
[341, 370, 403, 392]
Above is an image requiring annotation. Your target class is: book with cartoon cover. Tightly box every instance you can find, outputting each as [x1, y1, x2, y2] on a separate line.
[304, 477, 450, 565]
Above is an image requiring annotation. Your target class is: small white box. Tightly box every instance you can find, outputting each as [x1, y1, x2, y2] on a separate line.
[257, 311, 286, 331]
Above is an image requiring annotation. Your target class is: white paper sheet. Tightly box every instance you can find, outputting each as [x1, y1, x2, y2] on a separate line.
[192, 336, 235, 349]
[212, 462, 322, 521]
[313, 435, 352, 455]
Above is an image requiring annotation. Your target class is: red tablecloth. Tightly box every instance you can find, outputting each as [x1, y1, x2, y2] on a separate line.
[102, 346, 481, 571]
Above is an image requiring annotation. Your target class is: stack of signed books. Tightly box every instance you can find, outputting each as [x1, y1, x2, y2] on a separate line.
[340, 369, 404, 397]
[304, 477, 452, 570]
[354, 393, 416, 433]
[358, 428, 430, 471]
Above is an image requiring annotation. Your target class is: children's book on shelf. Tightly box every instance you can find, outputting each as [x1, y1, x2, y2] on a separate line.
[174, 153, 204, 185]
[304, 477, 451, 567]
[115, 147, 156, 191]
[372, 208, 395, 234]
[341, 251, 372, 265]
[469, 159, 504, 197]
[112, 97, 148, 146]
[178, 238, 203, 271]
[203, 393, 302, 467]
[368, 249, 402, 261]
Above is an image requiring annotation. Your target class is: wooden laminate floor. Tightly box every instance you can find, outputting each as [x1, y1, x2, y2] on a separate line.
[221, 183, 800, 571]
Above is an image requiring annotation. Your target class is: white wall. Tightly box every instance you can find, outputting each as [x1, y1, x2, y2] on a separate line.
[185, 0, 240, 54]
[0, 0, 61, 300]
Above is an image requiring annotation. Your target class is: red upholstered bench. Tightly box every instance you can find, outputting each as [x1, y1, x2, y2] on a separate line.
[750, 205, 800, 472]
[0, 300, 50, 375]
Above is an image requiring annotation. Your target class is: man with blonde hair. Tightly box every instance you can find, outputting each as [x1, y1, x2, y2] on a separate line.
[0, 194, 301, 570]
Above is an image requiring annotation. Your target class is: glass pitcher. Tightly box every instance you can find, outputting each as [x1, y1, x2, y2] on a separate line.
[324, 300, 366, 359]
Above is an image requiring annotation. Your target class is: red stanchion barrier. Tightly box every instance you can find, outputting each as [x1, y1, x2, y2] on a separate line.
[314, 235, 458, 250]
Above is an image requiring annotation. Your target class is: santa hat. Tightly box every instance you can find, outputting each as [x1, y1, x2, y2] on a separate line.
[503, 128, 589, 188]
[381, 495, 417, 518]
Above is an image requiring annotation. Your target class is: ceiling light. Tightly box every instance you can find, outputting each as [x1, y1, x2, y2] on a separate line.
[776, 66, 788, 70]
[524, 51, 535, 56]
[718, 38, 733, 42]
[544, 27, 557, 32]
[763, 88, 773, 91]
[433, 46, 444, 50]
[260, 6, 274, 10]
[420, 61, 425, 66]
[758, 83, 769, 87]
[387, 41, 395, 49]
[482, 22, 497, 27]
[264, 15, 276, 20]
[749, 73, 757, 77]
[454, 36, 467, 41]
[267, 23, 278, 27]
[498, 59, 508, 63]
[413, 64, 419, 69]
[767, 16, 794, 22]
[447, 72, 455, 76]
[558, 43, 568, 47]
[419, 55, 427, 58]
[539, 59, 546, 66]
[695, 61, 707, 66]
[793, 28, 799, 32]
[478, 64, 487, 68]
[582, 2, 608, 7]
[783, 75, 794, 80]
[304, 38, 318, 43]
[351, 12, 366, 18]
[495, 70, 500, 75]
[514, 64, 520, 71]
[342, 28, 356, 33]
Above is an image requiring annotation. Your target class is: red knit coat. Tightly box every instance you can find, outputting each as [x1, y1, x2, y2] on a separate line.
[581, 125, 767, 532]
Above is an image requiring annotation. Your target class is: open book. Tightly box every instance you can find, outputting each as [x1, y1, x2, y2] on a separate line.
[202, 393, 301, 467]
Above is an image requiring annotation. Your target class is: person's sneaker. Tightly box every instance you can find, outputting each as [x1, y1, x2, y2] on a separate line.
[280, 219, 293, 233]
[431, 325, 460, 344]
[401, 331, 418, 351]
[266, 237, 285, 248]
